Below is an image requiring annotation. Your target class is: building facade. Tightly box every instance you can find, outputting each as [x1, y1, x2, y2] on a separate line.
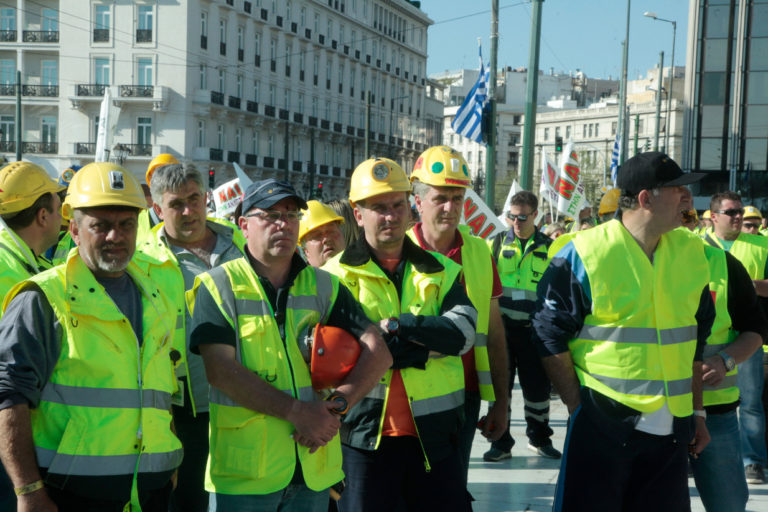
[0, 0, 435, 199]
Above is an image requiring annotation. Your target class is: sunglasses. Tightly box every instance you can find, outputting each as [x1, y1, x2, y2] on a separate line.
[715, 208, 744, 217]
[244, 210, 303, 223]
[743, 222, 761, 229]
[506, 213, 530, 222]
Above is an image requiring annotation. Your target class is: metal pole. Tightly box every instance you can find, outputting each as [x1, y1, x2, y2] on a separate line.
[634, 114, 639, 154]
[519, 0, 544, 191]
[665, 21, 676, 155]
[15, 70, 21, 161]
[283, 121, 290, 181]
[309, 130, 315, 192]
[364, 91, 370, 158]
[618, 0, 631, 164]
[484, 0, 498, 206]
[654, 51, 664, 151]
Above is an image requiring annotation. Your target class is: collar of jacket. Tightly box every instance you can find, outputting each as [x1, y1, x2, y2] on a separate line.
[340, 233, 445, 274]
[503, 227, 550, 249]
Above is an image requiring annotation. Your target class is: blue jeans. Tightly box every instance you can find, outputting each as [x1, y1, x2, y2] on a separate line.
[691, 410, 748, 512]
[738, 346, 767, 467]
[208, 485, 329, 512]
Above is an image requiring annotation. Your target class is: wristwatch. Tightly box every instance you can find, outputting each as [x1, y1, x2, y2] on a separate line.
[718, 350, 736, 372]
[385, 317, 400, 335]
[326, 392, 349, 416]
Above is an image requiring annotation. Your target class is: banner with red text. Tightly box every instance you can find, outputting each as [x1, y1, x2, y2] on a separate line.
[460, 188, 506, 239]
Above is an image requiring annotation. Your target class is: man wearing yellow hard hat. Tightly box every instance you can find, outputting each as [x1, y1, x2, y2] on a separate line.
[598, 188, 620, 223]
[742, 206, 763, 236]
[323, 157, 478, 511]
[138, 153, 179, 244]
[299, 200, 346, 267]
[0, 162, 183, 509]
[406, 146, 509, 487]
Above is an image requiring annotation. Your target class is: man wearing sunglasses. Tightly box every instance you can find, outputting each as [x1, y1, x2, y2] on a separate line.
[704, 191, 768, 485]
[742, 206, 763, 236]
[484, 190, 561, 462]
[533, 152, 715, 510]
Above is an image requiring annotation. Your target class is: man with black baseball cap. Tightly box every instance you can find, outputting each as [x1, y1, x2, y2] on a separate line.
[186, 178, 391, 511]
[532, 152, 717, 510]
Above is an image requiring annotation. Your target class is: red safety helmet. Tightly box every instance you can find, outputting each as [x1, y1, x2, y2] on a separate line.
[310, 324, 361, 390]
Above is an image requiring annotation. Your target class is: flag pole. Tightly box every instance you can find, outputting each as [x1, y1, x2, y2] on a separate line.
[520, 0, 544, 192]
[484, 0, 498, 209]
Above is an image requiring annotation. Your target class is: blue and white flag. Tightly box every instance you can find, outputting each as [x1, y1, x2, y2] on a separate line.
[610, 133, 621, 185]
[451, 47, 489, 144]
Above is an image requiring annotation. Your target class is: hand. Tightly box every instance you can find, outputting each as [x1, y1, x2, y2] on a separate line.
[481, 402, 508, 441]
[287, 400, 341, 454]
[689, 415, 710, 457]
[17, 489, 58, 512]
[702, 355, 727, 387]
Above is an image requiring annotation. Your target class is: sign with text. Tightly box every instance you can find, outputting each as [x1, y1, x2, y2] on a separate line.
[461, 188, 506, 239]
[213, 178, 244, 218]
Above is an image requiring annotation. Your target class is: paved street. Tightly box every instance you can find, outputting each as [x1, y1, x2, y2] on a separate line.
[467, 386, 768, 512]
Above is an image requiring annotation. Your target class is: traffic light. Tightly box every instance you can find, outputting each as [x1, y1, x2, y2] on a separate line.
[208, 168, 215, 189]
[312, 182, 324, 200]
[555, 136, 563, 153]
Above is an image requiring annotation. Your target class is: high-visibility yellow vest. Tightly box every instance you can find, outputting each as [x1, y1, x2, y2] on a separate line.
[703, 231, 768, 280]
[50, 231, 76, 266]
[323, 244, 467, 467]
[3, 249, 182, 495]
[569, 220, 710, 416]
[0, 227, 53, 318]
[490, 228, 551, 322]
[407, 224, 494, 401]
[187, 257, 343, 494]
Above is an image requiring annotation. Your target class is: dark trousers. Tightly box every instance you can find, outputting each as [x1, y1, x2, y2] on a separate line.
[554, 406, 690, 512]
[491, 322, 553, 451]
[337, 437, 471, 512]
[457, 390, 481, 488]
[169, 408, 209, 512]
[47, 481, 172, 512]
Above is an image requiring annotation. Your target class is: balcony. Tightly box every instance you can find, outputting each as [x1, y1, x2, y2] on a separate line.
[93, 29, 109, 42]
[22, 85, 58, 97]
[331, 40, 337, 50]
[292, 161, 302, 172]
[319, 164, 329, 174]
[120, 85, 153, 97]
[357, 128, 365, 138]
[305, 28, 311, 39]
[320, 119, 330, 130]
[219, 42, 226, 56]
[116, 143, 152, 157]
[244, 1, 251, 13]
[228, 95, 241, 109]
[21, 141, 57, 154]
[246, 100, 258, 113]
[278, 109, 289, 120]
[260, 8, 268, 20]
[238, 48, 244, 61]
[276, 16, 283, 27]
[378, 133, 385, 142]
[226, 0, 234, 5]
[308, 116, 318, 127]
[346, 126, 355, 135]
[210, 148, 223, 161]
[76, 142, 96, 154]
[227, 151, 240, 163]
[278, 158, 286, 170]
[0, 141, 15, 152]
[344, 45, 349, 55]
[200, 35, 207, 49]
[333, 122, 342, 133]
[254, 54, 260, 67]
[136, 29, 152, 43]
[319, 34, 325, 45]
[293, 112, 303, 123]
[245, 153, 258, 165]
[355, 50, 360, 59]
[263, 156, 275, 168]
[22, 31, 58, 43]
[210, 91, 224, 105]
[333, 166, 341, 176]
[291, 22, 297, 33]
[77, 84, 107, 96]
[0, 30, 16, 42]
[377, 59, 381, 68]
[264, 105, 276, 117]
[270, 60, 276, 72]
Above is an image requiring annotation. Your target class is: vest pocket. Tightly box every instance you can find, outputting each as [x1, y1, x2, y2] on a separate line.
[45, 417, 88, 475]
[210, 414, 268, 480]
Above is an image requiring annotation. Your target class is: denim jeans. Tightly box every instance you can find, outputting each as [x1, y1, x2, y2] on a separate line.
[691, 410, 748, 512]
[738, 346, 767, 467]
[208, 485, 329, 512]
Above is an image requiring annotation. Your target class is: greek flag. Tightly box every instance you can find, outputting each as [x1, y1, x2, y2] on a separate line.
[451, 47, 489, 144]
[610, 133, 621, 184]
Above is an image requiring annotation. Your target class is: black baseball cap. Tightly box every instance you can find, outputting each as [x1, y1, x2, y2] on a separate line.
[617, 152, 704, 195]
[241, 179, 307, 214]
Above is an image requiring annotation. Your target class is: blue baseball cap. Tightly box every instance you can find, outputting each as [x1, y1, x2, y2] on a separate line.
[241, 179, 307, 214]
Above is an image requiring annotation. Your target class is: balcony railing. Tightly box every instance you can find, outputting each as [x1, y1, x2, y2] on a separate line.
[120, 85, 153, 97]
[22, 141, 57, 154]
[0, 141, 16, 152]
[245, 153, 258, 165]
[333, 122, 342, 133]
[357, 128, 365, 138]
[260, 8, 268, 20]
[228, 95, 241, 109]
[346, 126, 355, 135]
[210, 148, 223, 161]
[210, 91, 224, 105]
[278, 109, 289, 120]
[277, 158, 286, 170]
[333, 166, 341, 176]
[320, 164, 329, 174]
[136, 29, 152, 43]
[76, 142, 95, 154]
[264, 105, 275, 117]
[246, 101, 258, 113]
[117, 143, 152, 157]
[320, 120, 330, 130]
[93, 28, 109, 42]
[292, 161, 302, 171]
[293, 113, 303, 123]
[263, 156, 275, 168]
[244, 1, 252, 13]
[308, 116, 318, 127]
[77, 84, 107, 96]
[22, 30, 58, 43]
[22, 85, 58, 97]
[0, 30, 16, 42]
[227, 151, 240, 163]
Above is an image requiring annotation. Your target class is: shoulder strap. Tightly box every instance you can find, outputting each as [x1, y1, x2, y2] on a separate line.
[491, 232, 503, 261]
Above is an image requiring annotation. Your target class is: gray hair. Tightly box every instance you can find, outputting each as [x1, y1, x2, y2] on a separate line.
[150, 163, 205, 204]
[411, 180, 430, 199]
[618, 188, 660, 211]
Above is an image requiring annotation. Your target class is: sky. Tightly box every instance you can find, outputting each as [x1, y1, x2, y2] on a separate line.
[420, 0, 691, 81]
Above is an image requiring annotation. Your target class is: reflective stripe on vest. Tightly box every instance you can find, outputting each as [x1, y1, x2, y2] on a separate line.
[495, 231, 550, 323]
[410, 388, 465, 417]
[583, 372, 692, 397]
[41, 382, 172, 410]
[36, 447, 182, 476]
[576, 325, 697, 345]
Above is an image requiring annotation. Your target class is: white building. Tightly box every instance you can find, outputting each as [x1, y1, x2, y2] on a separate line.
[0, 0, 435, 199]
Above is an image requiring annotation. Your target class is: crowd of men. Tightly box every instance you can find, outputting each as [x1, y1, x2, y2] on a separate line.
[0, 148, 765, 512]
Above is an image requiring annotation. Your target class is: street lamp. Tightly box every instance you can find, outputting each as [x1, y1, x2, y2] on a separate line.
[644, 11, 676, 156]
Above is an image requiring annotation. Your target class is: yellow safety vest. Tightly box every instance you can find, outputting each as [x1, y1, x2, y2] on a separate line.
[407, 224, 494, 401]
[3, 249, 182, 501]
[323, 242, 467, 468]
[703, 231, 768, 281]
[187, 257, 343, 495]
[50, 231, 76, 266]
[569, 220, 710, 416]
[0, 227, 53, 318]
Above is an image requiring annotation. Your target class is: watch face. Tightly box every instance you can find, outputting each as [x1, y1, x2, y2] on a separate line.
[386, 318, 399, 333]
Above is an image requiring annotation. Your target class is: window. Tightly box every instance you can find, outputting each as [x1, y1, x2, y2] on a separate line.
[252, 131, 259, 154]
[201, 11, 207, 36]
[582, 124, 587, 137]
[286, 1, 292, 22]
[253, 81, 259, 101]
[92, 116, 99, 141]
[314, 12, 319, 33]
[138, 5, 153, 31]
[594, 123, 599, 137]
[340, 25, 345, 44]
[270, 38, 277, 60]
[94, 5, 109, 31]
[565, 125, 571, 139]
[325, 101, 330, 120]
[219, 19, 226, 44]
[137, 58, 152, 86]
[267, 134, 274, 157]
[42, 8, 58, 32]
[269, 84, 275, 105]
[218, 68, 225, 93]
[0, 116, 14, 142]
[0, 8, 16, 31]
[235, 128, 242, 152]
[41, 116, 56, 143]
[41, 61, 57, 86]
[311, 96, 318, 116]
[237, 26, 244, 50]
[327, 20, 333, 40]
[611, 121, 617, 135]
[94, 58, 110, 85]
[137, 117, 152, 145]
[555, 126, 561, 138]
[300, 7, 306, 26]
[544, 127, 549, 140]
[199, 64, 207, 89]
[295, 139, 302, 161]
[217, 124, 225, 149]
[197, 120, 206, 147]
[283, 89, 289, 110]
[297, 92, 304, 113]
[254, 33, 261, 57]
[236, 75, 243, 98]
[588, 124, 593, 137]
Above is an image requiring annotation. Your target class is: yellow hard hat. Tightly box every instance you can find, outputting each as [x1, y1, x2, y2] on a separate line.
[598, 188, 621, 216]
[702, 210, 711, 220]
[299, 200, 344, 242]
[0, 161, 65, 215]
[743, 205, 762, 220]
[410, 146, 471, 188]
[145, 153, 179, 185]
[348, 157, 411, 205]
[63, 162, 147, 219]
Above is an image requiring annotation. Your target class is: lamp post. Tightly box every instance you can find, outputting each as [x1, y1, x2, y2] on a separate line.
[644, 11, 676, 156]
